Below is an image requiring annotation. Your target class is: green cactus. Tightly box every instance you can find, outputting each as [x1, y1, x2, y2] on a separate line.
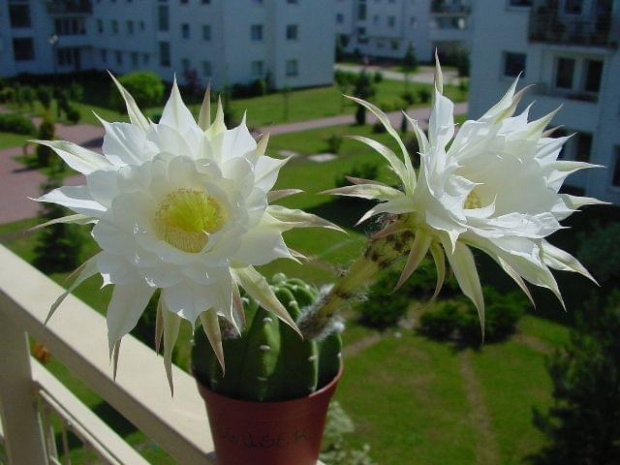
[192, 274, 343, 402]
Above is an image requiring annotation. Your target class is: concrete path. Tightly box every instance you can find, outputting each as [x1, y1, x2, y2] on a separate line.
[0, 102, 468, 224]
[334, 63, 462, 85]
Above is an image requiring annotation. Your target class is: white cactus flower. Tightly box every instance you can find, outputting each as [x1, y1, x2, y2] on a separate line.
[35, 77, 340, 390]
[327, 60, 604, 332]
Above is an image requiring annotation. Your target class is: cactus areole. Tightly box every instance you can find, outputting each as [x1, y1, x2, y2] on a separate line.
[191, 274, 343, 465]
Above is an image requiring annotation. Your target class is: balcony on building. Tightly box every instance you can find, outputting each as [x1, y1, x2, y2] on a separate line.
[46, 0, 93, 15]
[528, 0, 620, 48]
[430, 0, 471, 14]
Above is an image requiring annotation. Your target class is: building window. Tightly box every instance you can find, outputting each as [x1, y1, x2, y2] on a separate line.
[373, 15, 379, 25]
[508, 0, 532, 6]
[410, 16, 416, 27]
[182, 58, 191, 72]
[613, 147, 620, 187]
[97, 19, 104, 33]
[336, 13, 344, 24]
[357, 1, 367, 20]
[9, 3, 31, 28]
[286, 59, 298, 77]
[555, 57, 575, 89]
[202, 0, 211, 3]
[584, 59, 603, 93]
[252, 0, 264, 4]
[139, 21, 145, 31]
[287, 0, 298, 3]
[158, 5, 169, 31]
[286, 25, 298, 41]
[143, 53, 150, 65]
[101, 49, 107, 63]
[503, 52, 526, 77]
[202, 60, 212, 76]
[130, 52, 138, 68]
[251, 24, 263, 41]
[127, 20, 134, 35]
[181, 0, 189, 4]
[55, 18, 86, 36]
[12, 38, 34, 61]
[202, 25, 211, 41]
[182, 23, 190, 39]
[251, 60, 264, 77]
[159, 41, 170, 67]
[115, 50, 123, 66]
[388, 16, 396, 28]
[575, 133, 593, 163]
[112, 20, 119, 35]
[564, 0, 583, 15]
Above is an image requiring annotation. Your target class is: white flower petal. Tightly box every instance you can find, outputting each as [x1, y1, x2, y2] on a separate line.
[323, 183, 403, 201]
[36, 185, 106, 218]
[100, 119, 151, 166]
[162, 304, 182, 395]
[31, 140, 112, 174]
[108, 71, 150, 131]
[106, 281, 155, 356]
[199, 310, 225, 372]
[159, 77, 197, 133]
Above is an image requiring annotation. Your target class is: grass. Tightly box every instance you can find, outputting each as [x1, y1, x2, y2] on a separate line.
[0, 132, 31, 150]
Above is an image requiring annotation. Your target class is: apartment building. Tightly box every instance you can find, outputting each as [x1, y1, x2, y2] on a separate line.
[469, 0, 620, 204]
[334, 0, 471, 62]
[0, 0, 335, 89]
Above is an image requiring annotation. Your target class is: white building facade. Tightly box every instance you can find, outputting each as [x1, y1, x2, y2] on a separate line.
[469, 0, 620, 204]
[334, 0, 471, 62]
[0, 0, 335, 90]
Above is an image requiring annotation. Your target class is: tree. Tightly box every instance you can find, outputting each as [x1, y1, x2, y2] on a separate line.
[335, 35, 346, 63]
[35, 113, 56, 168]
[530, 292, 620, 465]
[402, 43, 418, 92]
[33, 173, 85, 274]
[335, 70, 355, 112]
[110, 72, 164, 110]
[352, 71, 375, 125]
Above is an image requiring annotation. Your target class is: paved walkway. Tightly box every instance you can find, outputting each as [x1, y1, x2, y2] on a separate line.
[0, 102, 467, 224]
[0, 122, 102, 224]
[334, 64, 462, 85]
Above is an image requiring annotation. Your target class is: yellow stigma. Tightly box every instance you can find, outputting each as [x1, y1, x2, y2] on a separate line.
[464, 190, 482, 210]
[154, 188, 227, 253]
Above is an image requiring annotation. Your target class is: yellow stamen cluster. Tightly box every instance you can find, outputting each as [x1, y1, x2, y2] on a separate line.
[464, 190, 482, 210]
[154, 188, 227, 253]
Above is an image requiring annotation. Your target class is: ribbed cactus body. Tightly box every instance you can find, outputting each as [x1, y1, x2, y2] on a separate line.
[192, 274, 342, 402]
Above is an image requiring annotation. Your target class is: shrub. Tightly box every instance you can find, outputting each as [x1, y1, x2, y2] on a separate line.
[326, 134, 343, 154]
[373, 71, 383, 83]
[419, 287, 525, 345]
[68, 81, 84, 102]
[20, 86, 37, 111]
[320, 401, 377, 465]
[335, 163, 378, 188]
[33, 175, 85, 273]
[65, 105, 81, 124]
[417, 88, 431, 104]
[577, 222, 620, 286]
[402, 43, 419, 72]
[356, 269, 412, 329]
[0, 87, 16, 103]
[110, 72, 164, 110]
[419, 302, 460, 340]
[0, 112, 36, 135]
[401, 91, 416, 106]
[36, 113, 56, 167]
[231, 79, 268, 98]
[37, 87, 53, 110]
[371, 121, 387, 134]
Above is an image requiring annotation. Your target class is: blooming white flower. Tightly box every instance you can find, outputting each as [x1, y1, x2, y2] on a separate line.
[327, 60, 605, 331]
[35, 77, 340, 389]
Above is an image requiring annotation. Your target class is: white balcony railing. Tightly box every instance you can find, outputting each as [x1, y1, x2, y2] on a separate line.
[0, 245, 215, 464]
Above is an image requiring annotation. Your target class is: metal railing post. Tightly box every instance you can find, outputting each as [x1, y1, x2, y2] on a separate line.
[0, 311, 48, 465]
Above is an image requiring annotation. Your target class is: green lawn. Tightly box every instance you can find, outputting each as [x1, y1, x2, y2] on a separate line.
[0, 132, 31, 150]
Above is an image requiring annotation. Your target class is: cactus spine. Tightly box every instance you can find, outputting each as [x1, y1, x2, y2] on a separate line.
[192, 274, 342, 402]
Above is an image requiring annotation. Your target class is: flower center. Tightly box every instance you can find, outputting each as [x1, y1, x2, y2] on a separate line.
[154, 188, 227, 253]
[464, 190, 482, 210]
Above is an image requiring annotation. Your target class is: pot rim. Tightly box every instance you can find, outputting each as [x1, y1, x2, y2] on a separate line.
[193, 363, 343, 406]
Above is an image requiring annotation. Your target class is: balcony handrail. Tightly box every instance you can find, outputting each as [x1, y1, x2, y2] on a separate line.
[0, 245, 214, 464]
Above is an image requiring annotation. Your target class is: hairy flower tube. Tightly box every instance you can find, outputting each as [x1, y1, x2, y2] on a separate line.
[305, 60, 604, 338]
[34, 77, 340, 390]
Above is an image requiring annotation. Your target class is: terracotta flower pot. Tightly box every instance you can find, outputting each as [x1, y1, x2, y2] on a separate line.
[195, 366, 342, 465]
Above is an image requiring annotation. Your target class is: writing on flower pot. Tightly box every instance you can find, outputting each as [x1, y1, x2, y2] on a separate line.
[217, 427, 311, 449]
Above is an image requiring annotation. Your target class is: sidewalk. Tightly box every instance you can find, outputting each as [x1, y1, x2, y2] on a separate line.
[334, 64, 462, 85]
